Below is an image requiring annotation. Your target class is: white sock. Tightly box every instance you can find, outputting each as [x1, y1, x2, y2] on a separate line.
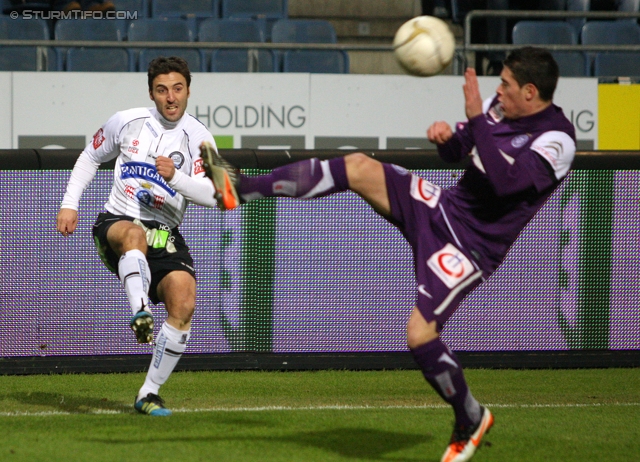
[118, 249, 151, 315]
[137, 322, 190, 400]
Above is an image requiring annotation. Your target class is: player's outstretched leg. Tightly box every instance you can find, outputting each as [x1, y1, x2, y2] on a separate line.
[441, 406, 494, 462]
[200, 141, 241, 211]
[201, 142, 350, 211]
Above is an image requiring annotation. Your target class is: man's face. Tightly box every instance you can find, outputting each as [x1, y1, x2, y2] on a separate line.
[149, 72, 190, 122]
[495, 66, 529, 119]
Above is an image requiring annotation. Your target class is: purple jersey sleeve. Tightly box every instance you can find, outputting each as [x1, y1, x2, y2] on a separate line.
[437, 122, 474, 163]
[468, 114, 555, 196]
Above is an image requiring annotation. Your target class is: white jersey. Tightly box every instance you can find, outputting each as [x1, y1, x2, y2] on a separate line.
[61, 107, 218, 228]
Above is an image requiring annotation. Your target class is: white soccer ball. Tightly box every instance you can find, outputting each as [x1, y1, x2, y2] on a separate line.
[393, 15, 456, 77]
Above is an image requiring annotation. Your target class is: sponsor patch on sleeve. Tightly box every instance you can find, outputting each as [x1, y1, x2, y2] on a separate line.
[410, 176, 441, 209]
[427, 243, 475, 289]
[92, 128, 105, 150]
[193, 158, 204, 175]
[530, 131, 575, 180]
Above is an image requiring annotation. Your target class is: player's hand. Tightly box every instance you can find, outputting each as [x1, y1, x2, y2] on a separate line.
[156, 156, 175, 181]
[57, 208, 78, 237]
[427, 121, 453, 145]
[463, 67, 483, 119]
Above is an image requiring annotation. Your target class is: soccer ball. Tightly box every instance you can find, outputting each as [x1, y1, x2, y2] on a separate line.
[393, 15, 456, 77]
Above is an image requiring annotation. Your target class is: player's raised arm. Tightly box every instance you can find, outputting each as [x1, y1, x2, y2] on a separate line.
[463, 68, 483, 120]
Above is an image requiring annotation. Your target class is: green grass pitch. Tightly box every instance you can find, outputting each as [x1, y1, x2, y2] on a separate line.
[0, 368, 638, 461]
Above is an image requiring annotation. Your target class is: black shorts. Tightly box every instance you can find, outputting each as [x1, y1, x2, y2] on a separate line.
[92, 212, 196, 304]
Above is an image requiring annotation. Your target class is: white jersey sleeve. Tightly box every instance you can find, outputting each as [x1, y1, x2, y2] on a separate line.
[530, 130, 576, 180]
[59, 112, 124, 211]
[166, 120, 217, 208]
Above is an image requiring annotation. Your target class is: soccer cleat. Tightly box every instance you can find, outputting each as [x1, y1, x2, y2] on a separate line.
[130, 307, 154, 344]
[441, 407, 494, 462]
[200, 141, 241, 211]
[134, 393, 172, 416]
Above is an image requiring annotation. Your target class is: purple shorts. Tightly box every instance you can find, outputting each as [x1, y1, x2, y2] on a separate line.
[383, 164, 486, 331]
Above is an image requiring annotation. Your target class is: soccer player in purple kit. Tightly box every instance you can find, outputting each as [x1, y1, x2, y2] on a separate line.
[200, 47, 576, 462]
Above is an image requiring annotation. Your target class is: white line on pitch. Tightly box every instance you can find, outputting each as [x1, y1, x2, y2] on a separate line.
[0, 402, 639, 417]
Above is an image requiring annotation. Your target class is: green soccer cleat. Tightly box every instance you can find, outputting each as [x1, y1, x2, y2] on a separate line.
[130, 308, 154, 344]
[134, 393, 172, 416]
[200, 141, 241, 211]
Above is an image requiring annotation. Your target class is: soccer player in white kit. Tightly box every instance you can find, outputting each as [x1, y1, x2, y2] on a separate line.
[57, 56, 218, 416]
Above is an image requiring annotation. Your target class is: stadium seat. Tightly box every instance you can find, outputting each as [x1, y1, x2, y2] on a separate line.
[210, 49, 275, 72]
[581, 20, 640, 45]
[512, 20, 577, 45]
[220, 0, 286, 19]
[151, 0, 218, 35]
[282, 50, 349, 74]
[566, 0, 589, 37]
[54, 19, 122, 71]
[151, 0, 218, 18]
[128, 18, 202, 71]
[617, 0, 640, 13]
[127, 17, 194, 42]
[139, 48, 203, 73]
[66, 48, 131, 72]
[220, 0, 287, 41]
[115, 0, 149, 39]
[271, 19, 345, 73]
[512, 20, 586, 77]
[2, 0, 49, 15]
[0, 16, 52, 71]
[581, 20, 640, 76]
[593, 52, 640, 78]
[271, 19, 337, 44]
[199, 17, 264, 42]
[199, 18, 275, 72]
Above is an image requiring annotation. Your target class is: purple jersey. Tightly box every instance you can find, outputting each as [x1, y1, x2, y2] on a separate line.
[383, 96, 576, 329]
[439, 96, 576, 273]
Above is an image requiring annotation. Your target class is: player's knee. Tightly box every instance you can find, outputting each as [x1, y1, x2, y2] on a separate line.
[167, 301, 194, 327]
[344, 152, 379, 184]
[345, 152, 371, 172]
[406, 309, 439, 349]
[122, 224, 147, 247]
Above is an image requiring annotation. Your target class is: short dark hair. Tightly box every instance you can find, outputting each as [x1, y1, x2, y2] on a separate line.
[503, 47, 559, 102]
[147, 56, 192, 92]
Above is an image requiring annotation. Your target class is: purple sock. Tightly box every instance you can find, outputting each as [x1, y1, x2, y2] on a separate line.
[238, 158, 348, 202]
[410, 339, 482, 428]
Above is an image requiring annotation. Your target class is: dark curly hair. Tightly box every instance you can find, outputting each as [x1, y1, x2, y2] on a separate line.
[147, 56, 192, 92]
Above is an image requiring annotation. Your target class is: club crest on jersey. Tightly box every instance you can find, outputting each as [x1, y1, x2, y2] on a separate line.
[168, 151, 185, 169]
[511, 134, 530, 148]
[410, 176, 441, 208]
[121, 161, 176, 196]
[92, 128, 105, 149]
[427, 243, 475, 289]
